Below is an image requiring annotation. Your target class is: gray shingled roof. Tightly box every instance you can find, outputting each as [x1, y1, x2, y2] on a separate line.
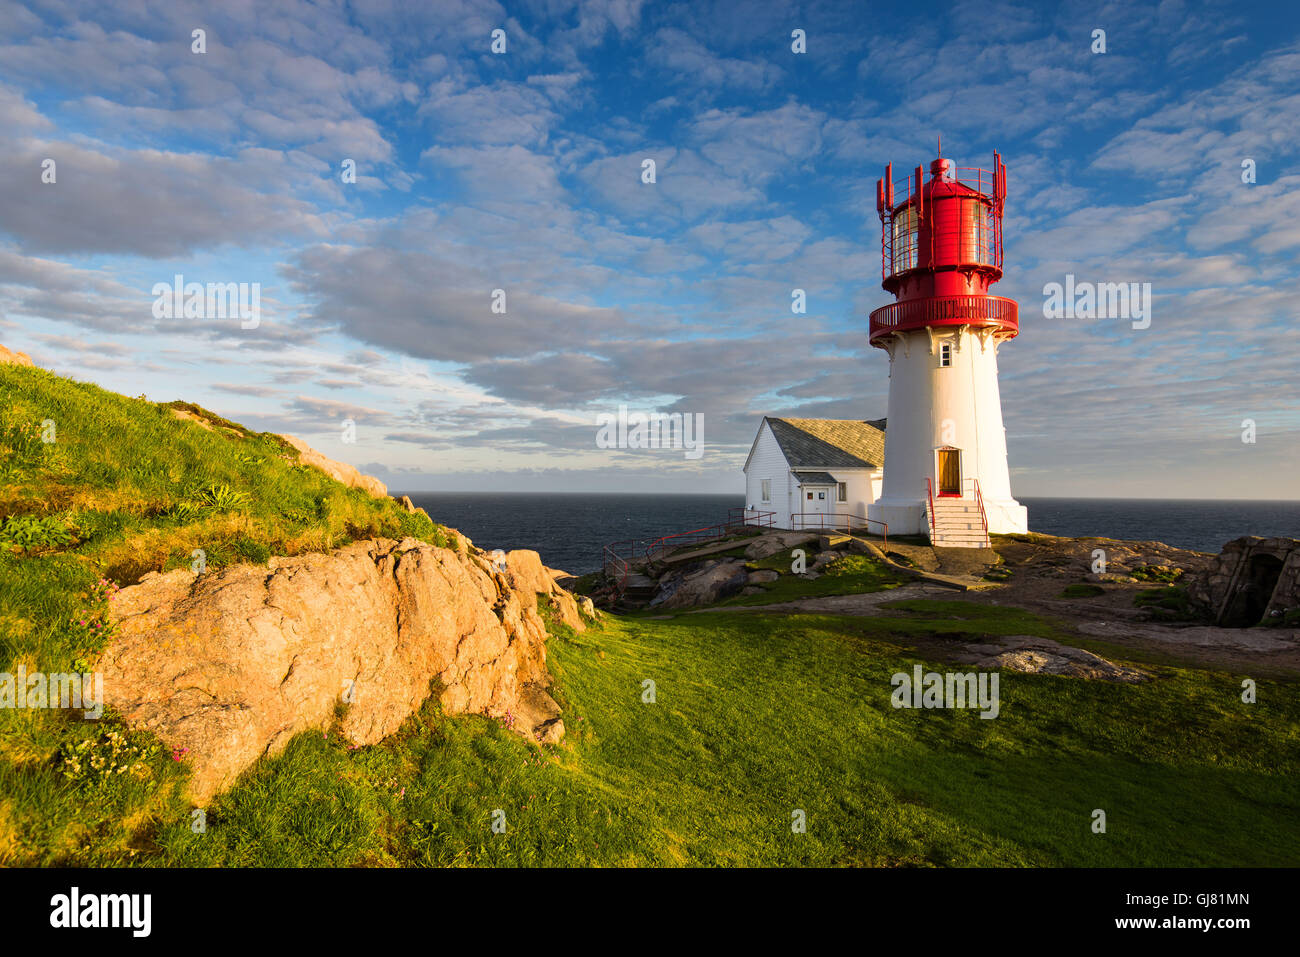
[792, 470, 839, 485]
[767, 417, 886, 469]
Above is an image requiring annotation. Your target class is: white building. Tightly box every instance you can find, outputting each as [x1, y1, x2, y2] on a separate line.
[742, 417, 886, 531]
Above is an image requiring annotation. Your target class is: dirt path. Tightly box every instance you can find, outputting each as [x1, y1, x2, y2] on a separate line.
[688, 583, 951, 615]
[686, 551, 1300, 674]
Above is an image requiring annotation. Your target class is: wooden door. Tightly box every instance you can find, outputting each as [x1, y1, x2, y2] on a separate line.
[938, 449, 961, 496]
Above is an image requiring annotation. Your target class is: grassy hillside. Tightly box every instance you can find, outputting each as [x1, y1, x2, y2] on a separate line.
[1, 361, 1297, 867]
[0, 362, 449, 863]
[148, 604, 1300, 867]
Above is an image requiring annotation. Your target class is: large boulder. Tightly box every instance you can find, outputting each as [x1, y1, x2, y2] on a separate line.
[515, 683, 564, 745]
[744, 532, 817, 560]
[650, 560, 749, 609]
[98, 538, 583, 801]
[956, 636, 1148, 682]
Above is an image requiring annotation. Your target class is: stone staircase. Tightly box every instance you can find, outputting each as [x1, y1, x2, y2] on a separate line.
[621, 572, 660, 604]
[927, 497, 990, 548]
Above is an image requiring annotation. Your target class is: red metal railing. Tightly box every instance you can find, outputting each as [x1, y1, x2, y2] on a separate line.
[601, 509, 778, 595]
[925, 477, 991, 547]
[925, 477, 937, 542]
[868, 294, 1018, 345]
[601, 543, 631, 595]
[789, 512, 888, 551]
[642, 508, 776, 564]
[972, 478, 989, 544]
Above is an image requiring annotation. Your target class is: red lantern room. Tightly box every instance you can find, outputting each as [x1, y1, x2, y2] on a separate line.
[869, 142, 1019, 348]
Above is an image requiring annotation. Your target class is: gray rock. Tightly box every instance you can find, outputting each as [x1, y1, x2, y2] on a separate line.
[747, 569, 780, 584]
[744, 536, 789, 560]
[651, 560, 749, 609]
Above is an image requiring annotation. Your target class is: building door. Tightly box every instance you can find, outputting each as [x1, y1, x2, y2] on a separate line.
[937, 448, 961, 496]
[803, 486, 832, 521]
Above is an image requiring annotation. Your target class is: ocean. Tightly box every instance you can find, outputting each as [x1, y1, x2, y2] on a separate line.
[400, 493, 1300, 575]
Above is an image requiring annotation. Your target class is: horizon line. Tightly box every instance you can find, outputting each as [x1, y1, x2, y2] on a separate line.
[389, 490, 1300, 504]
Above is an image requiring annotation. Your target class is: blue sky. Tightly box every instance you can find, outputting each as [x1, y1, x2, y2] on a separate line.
[1, 0, 1297, 498]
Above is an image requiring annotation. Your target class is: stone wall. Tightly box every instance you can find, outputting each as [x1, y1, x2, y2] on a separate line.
[1187, 537, 1300, 626]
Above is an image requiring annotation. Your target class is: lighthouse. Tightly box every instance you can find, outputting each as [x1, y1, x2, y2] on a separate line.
[865, 145, 1028, 545]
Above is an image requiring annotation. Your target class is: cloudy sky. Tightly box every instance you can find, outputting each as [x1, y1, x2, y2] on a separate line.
[1, 0, 1296, 498]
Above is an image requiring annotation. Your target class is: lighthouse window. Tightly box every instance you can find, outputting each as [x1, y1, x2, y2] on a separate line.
[837, 482, 847, 502]
[964, 199, 991, 265]
[939, 342, 953, 367]
[891, 205, 919, 273]
[761, 479, 771, 503]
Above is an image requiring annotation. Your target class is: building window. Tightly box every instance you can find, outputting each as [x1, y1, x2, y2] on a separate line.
[760, 479, 771, 503]
[939, 342, 953, 367]
[837, 482, 847, 502]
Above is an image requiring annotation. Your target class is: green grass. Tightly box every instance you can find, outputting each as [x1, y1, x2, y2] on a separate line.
[114, 603, 1300, 867]
[722, 552, 908, 606]
[1131, 565, 1183, 583]
[1134, 586, 1198, 621]
[0, 362, 453, 864]
[1060, 583, 1105, 598]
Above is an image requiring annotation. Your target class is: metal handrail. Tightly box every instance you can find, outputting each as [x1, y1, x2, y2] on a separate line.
[926, 478, 991, 547]
[601, 509, 780, 597]
[730, 506, 777, 529]
[925, 477, 937, 542]
[972, 478, 989, 544]
[789, 512, 888, 551]
[601, 543, 632, 596]
[869, 295, 1018, 344]
[886, 165, 996, 210]
[643, 509, 776, 564]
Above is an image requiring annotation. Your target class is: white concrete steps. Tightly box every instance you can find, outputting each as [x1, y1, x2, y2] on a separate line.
[927, 498, 990, 549]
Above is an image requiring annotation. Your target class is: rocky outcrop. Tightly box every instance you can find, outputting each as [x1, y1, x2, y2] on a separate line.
[98, 537, 585, 802]
[954, 636, 1149, 682]
[744, 532, 817, 560]
[170, 408, 216, 431]
[650, 559, 749, 609]
[0, 344, 34, 366]
[279, 433, 388, 498]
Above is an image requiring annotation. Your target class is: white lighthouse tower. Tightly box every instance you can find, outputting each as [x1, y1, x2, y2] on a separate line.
[866, 146, 1028, 546]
